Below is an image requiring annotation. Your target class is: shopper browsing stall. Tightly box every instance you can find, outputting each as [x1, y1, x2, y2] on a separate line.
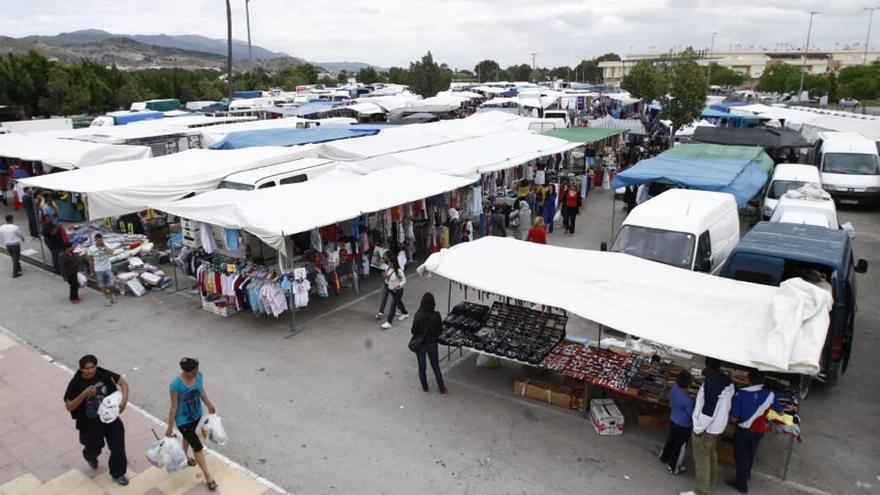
[0, 214, 24, 278]
[727, 371, 780, 494]
[542, 185, 557, 234]
[660, 370, 694, 475]
[509, 200, 531, 240]
[691, 358, 734, 495]
[59, 242, 81, 303]
[381, 257, 409, 329]
[559, 183, 582, 236]
[447, 208, 462, 246]
[42, 215, 64, 274]
[409, 292, 447, 395]
[165, 357, 218, 491]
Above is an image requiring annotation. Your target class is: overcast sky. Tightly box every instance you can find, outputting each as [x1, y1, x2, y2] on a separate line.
[1, 0, 877, 69]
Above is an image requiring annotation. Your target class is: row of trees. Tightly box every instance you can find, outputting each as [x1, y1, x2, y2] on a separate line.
[471, 53, 619, 84]
[753, 60, 880, 101]
[620, 50, 708, 135]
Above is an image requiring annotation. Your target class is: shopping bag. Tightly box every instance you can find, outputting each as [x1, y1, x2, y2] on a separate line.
[77, 272, 87, 288]
[553, 210, 562, 225]
[197, 413, 228, 445]
[98, 391, 123, 423]
[159, 436, 188, 472]
[146, 438, 164, 468]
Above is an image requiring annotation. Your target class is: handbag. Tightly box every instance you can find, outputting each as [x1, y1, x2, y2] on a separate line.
[408, 333, 423, 352]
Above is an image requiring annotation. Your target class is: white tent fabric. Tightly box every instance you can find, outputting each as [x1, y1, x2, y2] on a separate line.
[18, 147, 310, 219]
[152, 166, 475, 252]
[0, 134, 151, 170]
[418, 237, 832, 374]
[799, 115, 880, 142]
[588, 116, 647, 135]
[355, 93, 422, 112]
[198, 117, 315, 147]
[343, 102, 385, 116]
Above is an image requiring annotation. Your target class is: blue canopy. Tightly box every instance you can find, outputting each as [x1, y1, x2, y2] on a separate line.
[700, 108, 761, 128]
[611, 144, 772, 206]
[209, 127, 379, 150]
[233, 90, 262, 99]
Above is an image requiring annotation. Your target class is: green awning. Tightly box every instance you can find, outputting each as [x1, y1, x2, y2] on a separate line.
[545, 127, 626, 144]
[663, 143, 775, 173]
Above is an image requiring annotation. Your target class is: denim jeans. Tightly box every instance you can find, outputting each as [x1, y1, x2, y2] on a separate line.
[386, 288, 407, 324]
[377, 283, 389, 314]
[416, 343, 445, 391]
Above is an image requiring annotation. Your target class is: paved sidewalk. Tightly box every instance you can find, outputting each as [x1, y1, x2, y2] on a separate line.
[0, 330, 282, 495]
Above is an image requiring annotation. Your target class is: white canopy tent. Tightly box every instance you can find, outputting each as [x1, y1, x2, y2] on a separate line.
[152, 166, 476, 253]
[198, 117, 318, 148]
[0, 133, 151, 170]
[799, 115, 880, 142]
[18, 147, 311, 219]
[418, 237, 832, 374]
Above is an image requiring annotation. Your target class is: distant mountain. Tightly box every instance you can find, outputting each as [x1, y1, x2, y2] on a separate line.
[19, 29, 288, 61]
[314, 61, 388, 73]
[0, 35, 308, 71]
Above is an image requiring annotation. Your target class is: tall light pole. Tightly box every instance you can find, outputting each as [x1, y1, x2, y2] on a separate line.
[797, 11, 819, 102]
[531, 52, 538, 83]
[864, 7, 880, 64]
[245, 0, 253, 70]
[706, 32, 718, 86]
[226, 0, 233, 98]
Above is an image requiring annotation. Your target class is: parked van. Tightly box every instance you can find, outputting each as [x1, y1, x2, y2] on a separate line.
[770, 194, 839, 230]
[604, 189, 739, 274]
[721, 222, 868, 386]
[542, 110, 571, 128]
[813, 131, 880, 205]
[218, 158, 335, 191]
[761, 164, 822, 219]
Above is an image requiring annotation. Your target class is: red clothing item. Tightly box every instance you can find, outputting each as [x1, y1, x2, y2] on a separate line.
[563, 190, 580, 208]
[526, 227, 547, 244]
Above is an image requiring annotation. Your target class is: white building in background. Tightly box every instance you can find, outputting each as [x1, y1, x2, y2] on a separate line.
[599, 48, 880, 85]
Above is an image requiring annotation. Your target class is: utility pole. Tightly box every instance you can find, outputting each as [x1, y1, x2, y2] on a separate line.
[706, 32, 718, 86]
[864, 7, 880, 64]
[226, 0, 233, 98]
[531, 52, 538, 83]
[245, 0, 253, 70]
[797, 11, 819, 102]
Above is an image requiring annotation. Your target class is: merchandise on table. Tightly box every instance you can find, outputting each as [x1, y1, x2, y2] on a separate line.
[540, 340, 645, 392]
[439, 301, 566, 365]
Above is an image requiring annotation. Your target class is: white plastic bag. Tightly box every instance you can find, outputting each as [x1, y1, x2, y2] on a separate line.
[197, 414, 228, 446]
[146, 438, 164, 468]
[159, 436, 188, 472]
[98, 391, 123, 423]
[553, 210, 562, 225]
[77, 272, 87, 288]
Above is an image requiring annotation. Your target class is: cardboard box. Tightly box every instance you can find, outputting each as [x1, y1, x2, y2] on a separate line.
[201, 299, 236, 317]
[590, 399, 625, 436]
[636, 409, 670, 429]
[513, 378, 583, 411]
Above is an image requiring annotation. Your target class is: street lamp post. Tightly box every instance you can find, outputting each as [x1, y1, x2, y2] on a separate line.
[797, 11, 819, 102]
[864, 7, 880, 64]
[706, 32, 718, 86]
[245, 0, 253, 70]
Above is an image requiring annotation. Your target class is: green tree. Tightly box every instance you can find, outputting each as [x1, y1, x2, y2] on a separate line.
[317, 75, 335, 87]
[621, 60, 667, 104]
[827, 71, 839, 102]
[506, 64, 532, 82]
[548, 66, 572, 80]
[357, 66, 382, 84]
[386, 66, 410, 85]
[663, 51, 708, 136]
[296, 64, 319, 85]
[408, 51, 452, 97]
[838, 63, 880, 100]
[474, 60, 501, 82]
[337, 71, 349, 84]
[755, 63, 802, 93]
[707, 63, 744, 87]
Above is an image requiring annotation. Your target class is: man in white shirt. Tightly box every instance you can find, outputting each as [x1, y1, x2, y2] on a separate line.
[87, 234, 116, 306]
[0, 215, 24, 278]
[691, 358, 735, 495]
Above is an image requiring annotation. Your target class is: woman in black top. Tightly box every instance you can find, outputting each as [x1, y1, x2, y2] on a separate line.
[410, 292, 447, 395]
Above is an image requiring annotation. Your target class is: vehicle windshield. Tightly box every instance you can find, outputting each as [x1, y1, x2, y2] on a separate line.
[823, 153, 880, 175]
[767, 180, 808, 199]
[610, 225, 695, 269]
[217, 180, 254, 191]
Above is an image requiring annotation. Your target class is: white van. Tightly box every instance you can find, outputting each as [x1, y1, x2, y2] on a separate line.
[814, 131, 880, 205]
[542, 110, 571, 128]
[607, 189, 739, 274]
[218, 158, 335, 191]
[761, 164, 822, 219]
[770, 195, 839, 229]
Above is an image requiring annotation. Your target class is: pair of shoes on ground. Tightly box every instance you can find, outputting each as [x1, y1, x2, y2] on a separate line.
[725, 480, 747, 494]
[380, 313, 409, 329]
[71, 298, 81, 304]
[422, 385, 449, 396]
[86, 458, 128, 486]
[666, 465, 687, 475]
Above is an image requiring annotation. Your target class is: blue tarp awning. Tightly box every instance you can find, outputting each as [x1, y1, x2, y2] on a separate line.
[611, 144, 772, 206]
[209, 127, 379, 150]
[700, 108, 762, 127]
[233, 90, 262, 99]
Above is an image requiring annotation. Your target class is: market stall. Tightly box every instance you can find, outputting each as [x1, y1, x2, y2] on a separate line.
[418, 237, 830, 478]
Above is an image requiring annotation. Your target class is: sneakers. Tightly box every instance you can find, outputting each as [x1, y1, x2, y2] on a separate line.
[374, 312, 384, 320]
[422, 385, 430, 393]
[440, 387, 448, 396]
[86, 457, 98, 470]
[381, 322, 392, 330]
[115, 475, 129, 486]
[725, 480, 747, 494]
[106, 299, 112, 307]
[71, 299, 81, 304]
[398, 313, 409, 321]
[111, 296, 116, 305]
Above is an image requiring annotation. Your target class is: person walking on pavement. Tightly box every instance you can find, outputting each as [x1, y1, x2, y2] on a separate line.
[166, 357, 218, 491]
[727, 370, 781, 494]
[59, 242, 82, 303]
[691, 357, 734, 495]
[63, 354, 130, 486]
[526, 217, 548, 244]
[381, 256, 409, 330]
[21, 188, 39, 238]
[660, 370, 695, 475]
[375, 251, 405, 321]
[410, 292, 447, 395]
[0, 214, 24, 277]
[42, 215, 64, 274]
[508, 200, 531, 240]
[488, 205, 507, 237]
[88, 233, 116, 306]
[542, 184, 557, 234]
[560, 183, 582, 236]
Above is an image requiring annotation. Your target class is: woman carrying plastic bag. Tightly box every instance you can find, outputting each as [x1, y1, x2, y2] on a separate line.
[166, 357, 219, 491]
[197, 413, 228, 446]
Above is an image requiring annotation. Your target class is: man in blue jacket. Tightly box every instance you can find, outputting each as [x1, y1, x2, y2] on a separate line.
[727, 370, 780, 494]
